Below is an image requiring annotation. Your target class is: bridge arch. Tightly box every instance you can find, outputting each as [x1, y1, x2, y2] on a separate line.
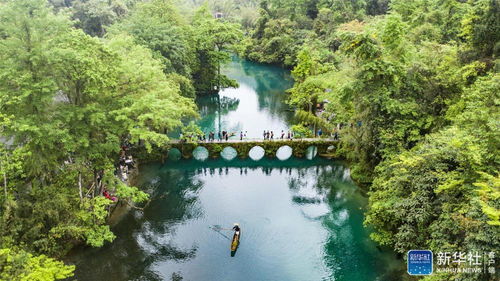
[249, 146, 265, 161]
[193, 146, 209, 161]
[276, 145, 293, 161]
[305, 146, 318, 160]
[167, 148, 182, 161]
[221, 146, 238, 161]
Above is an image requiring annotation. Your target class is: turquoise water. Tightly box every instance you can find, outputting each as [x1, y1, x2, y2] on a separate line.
[68, 58, 403, 281]
[195, 57, 295, 139]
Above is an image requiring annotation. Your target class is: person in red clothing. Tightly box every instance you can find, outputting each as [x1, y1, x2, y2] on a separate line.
[103, 190, 111, 200]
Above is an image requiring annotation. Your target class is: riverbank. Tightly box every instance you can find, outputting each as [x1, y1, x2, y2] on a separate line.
[67, 156, 405, 281]
[66, 57, 406, 281]
[106, 165, 140, 227]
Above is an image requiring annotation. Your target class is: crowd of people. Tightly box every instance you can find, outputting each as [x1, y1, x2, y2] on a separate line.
[180, 130, 244, 143]
[101, 143, 136, 202]
[178, 128, 343, 143]
[262, 130, 294, 140]
[180, 129, 300, 142]
[118, 155, 135, 180]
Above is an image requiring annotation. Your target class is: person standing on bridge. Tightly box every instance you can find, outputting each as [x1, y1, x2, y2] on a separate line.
[270, 131, 274, 140]
[281, 130, 285, 139]
[263, 130, 266, 140]
[240, 131, 243, 140]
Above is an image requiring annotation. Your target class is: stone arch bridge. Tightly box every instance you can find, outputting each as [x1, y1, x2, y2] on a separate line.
[167, 138, 338, 160]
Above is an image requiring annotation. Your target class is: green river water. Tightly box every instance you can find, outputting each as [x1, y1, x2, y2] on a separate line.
[68, 58, 404, 281]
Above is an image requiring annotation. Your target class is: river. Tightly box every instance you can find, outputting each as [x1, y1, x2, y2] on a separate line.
[68, 57, 403, 281]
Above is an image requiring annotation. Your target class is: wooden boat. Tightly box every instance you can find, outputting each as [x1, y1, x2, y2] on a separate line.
[230, 230, 241, 252]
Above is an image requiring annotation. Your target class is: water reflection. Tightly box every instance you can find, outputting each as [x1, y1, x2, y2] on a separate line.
[68, 158, 401, 281]
[306, 146, 318, 160]
[238, 57, 294, 115]
[192, 146, 209, 161]
[67, 171, 203, 281]
[167, 148, 181, 161]
[276, 145, 293, 160]
[248, 146, 265, 161]
[195, 57, 295, 139]
[220, 146, 237, 161]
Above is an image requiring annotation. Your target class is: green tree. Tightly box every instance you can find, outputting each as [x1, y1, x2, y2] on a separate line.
[71, 0, 132, 37]
[109, 0, 193, 77]
[190, 4, 243, 92]
[365, 127, 500, 281]
[461, 0, 500, 58]
[366, 73, 499, 281]
[0, 248, 74, 281]
[291, 124, 312, 138]
[0, 0, 195, 260]
[288, 44, 335, 113]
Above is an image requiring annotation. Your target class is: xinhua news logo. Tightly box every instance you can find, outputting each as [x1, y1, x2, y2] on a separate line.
[408, 250, 433, 276]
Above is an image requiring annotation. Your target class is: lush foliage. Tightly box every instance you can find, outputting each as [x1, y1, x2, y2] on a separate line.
[245, 0, 499, 280]
[0, 0, 498, 280]
[48, 0, 243, 95]
[0, 0, 231, 279]
[190, 4, 243, 92]
[0, 248, 74, 281]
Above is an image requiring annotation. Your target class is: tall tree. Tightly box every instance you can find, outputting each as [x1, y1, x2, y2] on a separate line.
[0, 0, 197, 266]
[190, 4, 243, 93]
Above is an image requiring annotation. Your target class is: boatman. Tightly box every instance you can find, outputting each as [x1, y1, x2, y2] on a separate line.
[232, 223, 240, 234]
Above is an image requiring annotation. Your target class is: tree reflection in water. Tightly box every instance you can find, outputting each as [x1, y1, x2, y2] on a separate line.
[68, 169, 203, 281]
[69, 158, 402, 281]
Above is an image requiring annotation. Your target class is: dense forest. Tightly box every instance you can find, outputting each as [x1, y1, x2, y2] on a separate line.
[0, 0, 498, 280]
[242, 1, 499, 281]
[0, 0, 241, 279]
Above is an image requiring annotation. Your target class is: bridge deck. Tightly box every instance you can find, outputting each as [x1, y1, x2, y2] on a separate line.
[169, 138, 336, 144]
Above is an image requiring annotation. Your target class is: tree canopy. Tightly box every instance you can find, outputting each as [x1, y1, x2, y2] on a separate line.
[0, 0, 215, 279]
[0, 0, 498, 280]
[244, 0, 499, 280]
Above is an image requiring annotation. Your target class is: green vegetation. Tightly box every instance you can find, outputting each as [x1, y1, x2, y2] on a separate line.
[0, 0, 498, 280]
[0, 248, 74, 281]
[0, 0, 243, 279]
[110, 0, 243, 93]
[244, 0, 499, 280]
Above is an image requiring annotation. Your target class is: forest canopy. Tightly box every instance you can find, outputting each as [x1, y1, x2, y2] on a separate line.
[242, 1, 499, 280]
[0, 0, 498, 280]
[0, 0, 242, 279]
